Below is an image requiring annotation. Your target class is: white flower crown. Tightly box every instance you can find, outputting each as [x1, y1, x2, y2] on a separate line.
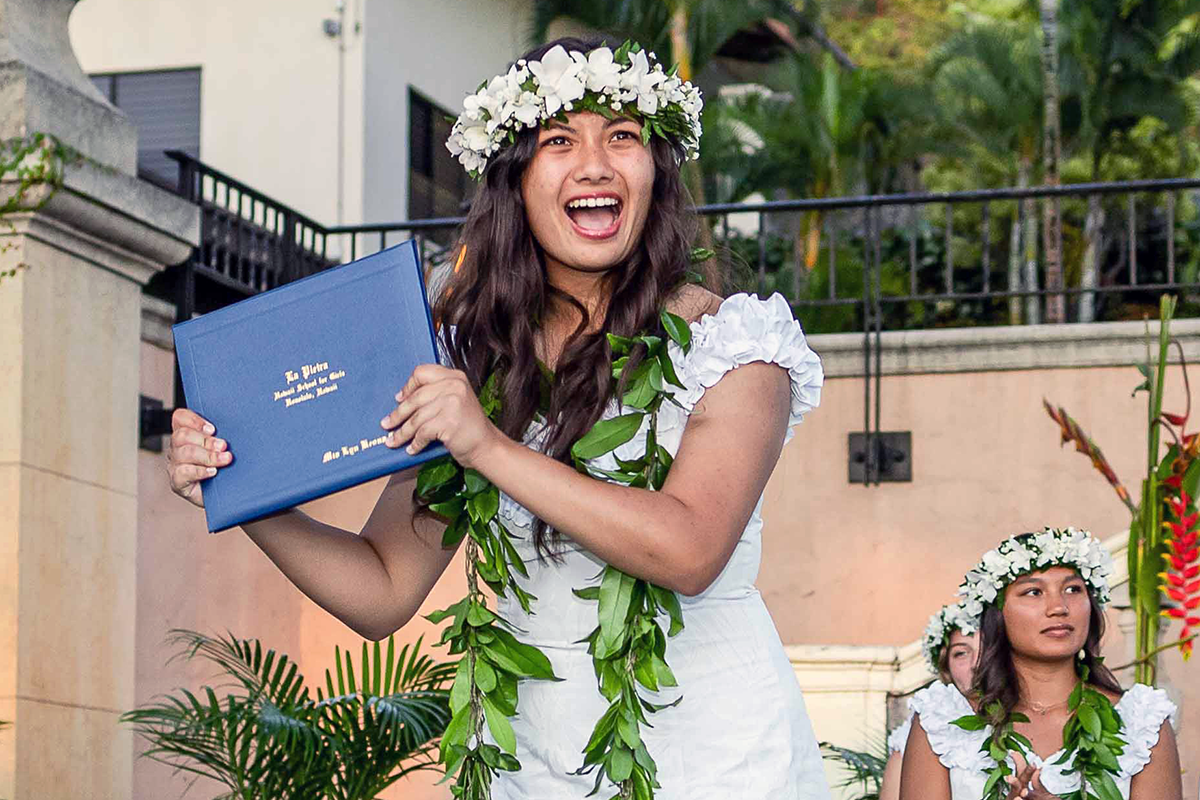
[921, 601, 980, 674]
[446, 41, 704, 179]
[958, 527, 1115, 619]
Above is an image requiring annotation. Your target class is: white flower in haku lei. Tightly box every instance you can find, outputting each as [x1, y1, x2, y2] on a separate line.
[508, 91, 543, 127]
[958, 527, 1114, 611]
[583, 46, 623, 93]
[921, 600, 981, 673]
[527, 45, 586, 116]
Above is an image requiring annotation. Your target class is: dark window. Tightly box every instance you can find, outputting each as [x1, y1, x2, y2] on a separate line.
[408, 89, 469, 240]
[90, 68, 201, 189]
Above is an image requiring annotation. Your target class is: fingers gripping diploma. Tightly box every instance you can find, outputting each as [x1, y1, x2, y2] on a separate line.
[165, 407, 234, 508]
[380, 364, 501, 469]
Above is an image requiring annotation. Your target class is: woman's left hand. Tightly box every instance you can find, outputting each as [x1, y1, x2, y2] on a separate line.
[1011, 767, 1061, 800]
[381, 364, 501, 469]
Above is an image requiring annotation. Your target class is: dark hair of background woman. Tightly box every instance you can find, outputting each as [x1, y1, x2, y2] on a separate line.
[971, 534, 1123, 728]
[425, 37, 723, 558]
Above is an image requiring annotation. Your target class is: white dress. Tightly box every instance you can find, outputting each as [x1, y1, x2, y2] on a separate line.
[910, 681, 1178, 799]
[488, 293, 831, 800]
[887, 683, 972, 756]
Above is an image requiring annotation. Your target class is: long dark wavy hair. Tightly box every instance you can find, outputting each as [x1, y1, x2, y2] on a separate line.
[971, 545, 1123, 728]
[425, 37, 719, 557]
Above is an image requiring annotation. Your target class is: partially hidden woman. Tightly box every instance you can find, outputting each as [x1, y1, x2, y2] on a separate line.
[879, 601, 981, 800]
[899, 528, 1183, 800]
[165, 37, 832, 800]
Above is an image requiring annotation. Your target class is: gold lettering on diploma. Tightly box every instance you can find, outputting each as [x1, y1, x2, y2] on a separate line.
[322, 434, 388, 464]
[271, 361, 348, 409]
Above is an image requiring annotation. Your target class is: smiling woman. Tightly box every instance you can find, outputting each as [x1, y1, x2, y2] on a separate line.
[165, 35, 830, 800]
[899, 529, 1183, 800]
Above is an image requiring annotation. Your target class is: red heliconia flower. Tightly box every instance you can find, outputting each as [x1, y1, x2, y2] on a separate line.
[1162, 488, 1200, 658]
[1164, 411, 1189, 426]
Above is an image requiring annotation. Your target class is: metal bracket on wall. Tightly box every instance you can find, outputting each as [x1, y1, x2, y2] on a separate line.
[139, 394, 171, 452]
[848, 431, 912, 483]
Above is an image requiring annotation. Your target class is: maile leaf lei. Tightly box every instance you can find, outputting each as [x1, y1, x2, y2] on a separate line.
[951, 665, 1126, 800]
[417, 308, 695, 800]
[417, 373, 558, 799]
[568, 309, 692, 800]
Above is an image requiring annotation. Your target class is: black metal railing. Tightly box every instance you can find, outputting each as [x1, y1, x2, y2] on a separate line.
[147, 154, 1200, 471]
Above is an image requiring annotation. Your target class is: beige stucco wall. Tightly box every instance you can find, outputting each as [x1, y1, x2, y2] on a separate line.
[69, 0, 531, 231]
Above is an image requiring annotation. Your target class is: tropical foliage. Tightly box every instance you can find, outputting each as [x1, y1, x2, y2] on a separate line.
[819, 738, 887, 800]
[121, 630, 454, 800]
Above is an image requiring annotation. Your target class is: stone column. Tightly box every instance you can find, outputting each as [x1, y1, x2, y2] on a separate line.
[0, 0, 199, 797]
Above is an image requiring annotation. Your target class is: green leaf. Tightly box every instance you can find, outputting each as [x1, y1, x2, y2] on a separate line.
[951, 714, 987, 731]
[450, 658, 470, 713]
[622, 373, 657, 410]
[417, 457, 459, 498]
[442, 514, 469, 548]
[573, 586, 601, 601]
[463, 469, 488, 495]
[474, 659, 497, 693]
[431, 497, 466, 519]
[607, 745, 634, 783]
[481, 695, 517, 755]
[650, 655, 677, 688]
[469, 488, 499, 524]
[598, 567, 636, 651]
[466, 603, 496, 627]
[1078, 703, 1102, 739]
[440, 704, 473, 758]
[607, 333, 634, 355]
[426, 598, 467, 625]
[572, 413, 644, 460]
[658, 349, 685, 390]
[485, 628, 557, 680]
[660, 309, 691, 351]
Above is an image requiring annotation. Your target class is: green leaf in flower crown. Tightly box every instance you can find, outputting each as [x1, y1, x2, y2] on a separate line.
[417, 457, 460, 498]
[660, 309, 691, 351]
[572, 413, 645, 460]
[481, 694, 517, 755]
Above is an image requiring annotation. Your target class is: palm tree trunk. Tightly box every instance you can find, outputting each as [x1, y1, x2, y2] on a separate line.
[1079, 195, 1104, 322]
[668, 2, 714, 255]
[1039, 0, 1064, 322]
[1020, 155, 1041, 325]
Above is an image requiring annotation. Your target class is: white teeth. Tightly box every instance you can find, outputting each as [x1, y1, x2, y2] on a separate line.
[566, 197, 620, 209]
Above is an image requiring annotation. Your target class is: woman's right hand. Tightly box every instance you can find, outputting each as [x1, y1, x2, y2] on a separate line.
[166, 408, 233, 507]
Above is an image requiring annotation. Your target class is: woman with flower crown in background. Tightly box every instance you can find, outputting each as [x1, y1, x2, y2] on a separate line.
[878, 601, 981, 800]
[164, 36, 831, 800]
[899, 528, 1182, 800]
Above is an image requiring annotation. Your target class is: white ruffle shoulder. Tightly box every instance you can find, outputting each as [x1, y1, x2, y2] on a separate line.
[911, 681, 1177, 799]
[887, 683, 973, 756]
[486, 293, 830, 800]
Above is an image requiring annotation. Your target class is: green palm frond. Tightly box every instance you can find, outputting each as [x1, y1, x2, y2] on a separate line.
[124, 630, 454, 800]
[819, 738, 889, 800]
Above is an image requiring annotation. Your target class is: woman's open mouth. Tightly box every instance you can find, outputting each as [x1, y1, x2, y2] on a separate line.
[564, 194, 623, 240]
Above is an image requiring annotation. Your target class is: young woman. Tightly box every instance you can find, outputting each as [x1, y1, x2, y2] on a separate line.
[165, 37, 831, 799]
[879, 602, 981, 800]
[899, 529, 1183, 800]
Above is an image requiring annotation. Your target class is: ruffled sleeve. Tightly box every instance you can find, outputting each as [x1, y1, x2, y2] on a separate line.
[888, 712, 914, 755]
[671, 293, 823, 440]
[908, 683, 990, 772]
[1116, 683, 1178, 779]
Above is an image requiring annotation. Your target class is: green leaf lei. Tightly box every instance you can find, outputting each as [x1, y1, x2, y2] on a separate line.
[950, 666, 1126, 800]
[417, 309, 694, 800]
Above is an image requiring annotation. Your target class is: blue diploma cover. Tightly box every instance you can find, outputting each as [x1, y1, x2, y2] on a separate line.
[173, 240, 449, 532]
